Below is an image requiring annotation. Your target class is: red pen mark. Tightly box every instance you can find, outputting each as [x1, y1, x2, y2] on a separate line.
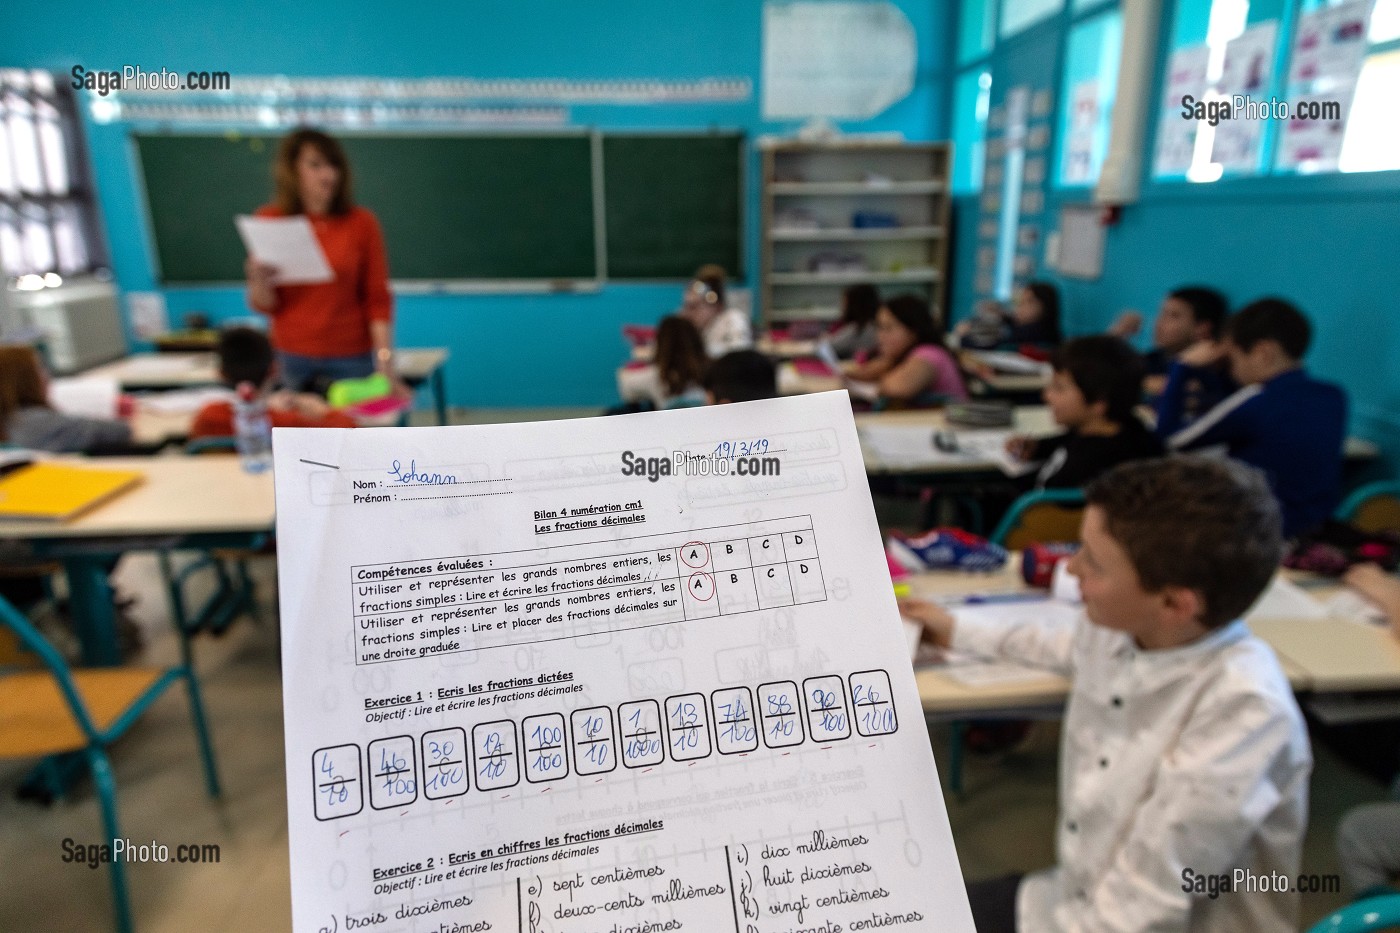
[339, 831, 349, 838]
[540, 788, 551, 793]
[689, 762, 697, 767]
[821, 746, 832, 751]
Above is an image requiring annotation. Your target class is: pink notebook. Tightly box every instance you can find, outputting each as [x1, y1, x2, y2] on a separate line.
[791, 357, 837, 377]
[345, 396, 411, 418]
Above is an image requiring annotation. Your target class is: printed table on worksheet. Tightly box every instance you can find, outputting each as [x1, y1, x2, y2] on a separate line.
[274, 392, 974, 932]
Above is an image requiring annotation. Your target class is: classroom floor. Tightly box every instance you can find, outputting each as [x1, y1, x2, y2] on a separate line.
[0, 409, 1385, 930]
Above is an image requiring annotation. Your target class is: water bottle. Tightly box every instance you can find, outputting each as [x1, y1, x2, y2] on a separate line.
[231, 381, 273, 474]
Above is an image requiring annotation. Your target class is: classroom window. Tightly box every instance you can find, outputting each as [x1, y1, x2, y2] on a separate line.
[1281, 0, 1400, 174]
[1160, 0, 1400, 180]
[1337, 47, 1400, 172]
[1000, 0, 1065, 38]
[1057, 9, 1123, 186]
[952, 69, 993, 194]
[1370, 0, 1400, 41]
[0, 68, 106, 280]
[960, 0, 999, 64]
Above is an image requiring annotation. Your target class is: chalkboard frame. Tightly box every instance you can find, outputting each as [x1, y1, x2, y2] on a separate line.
[132, 128, 745, 290]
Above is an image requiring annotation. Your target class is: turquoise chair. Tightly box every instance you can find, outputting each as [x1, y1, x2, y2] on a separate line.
[1306, 894, 1400, 932]
[0, 594, 221, 933]
[168, 437, 264, 635]
[1337, 481, 1400, 535]
[990, 487, 1087, 549]
[945, 488, 1085, 796]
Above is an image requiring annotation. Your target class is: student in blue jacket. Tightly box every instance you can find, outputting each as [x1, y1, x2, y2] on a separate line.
[1158, 297, 1347, 539]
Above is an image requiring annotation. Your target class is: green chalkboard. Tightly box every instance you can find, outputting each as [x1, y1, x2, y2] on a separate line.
[603, 134, 744, 279]
[136, 133, 597, 282]
[135, 131, 744, 284]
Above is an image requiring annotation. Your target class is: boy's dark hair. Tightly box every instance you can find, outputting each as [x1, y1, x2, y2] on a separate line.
[654, 315, 707, 396]
[217, 326, 274, 387]
[1050, 336, 1145, 424]
[883, 293, 945, 348]
[703, 350, 776, 403]
[1085, 456, 1283, 629]
[841, 283, 881, 327]
[1227, 298, 1311, 360]
[1024, 280, 1063, 344]
[1167, 285, 1228, 339]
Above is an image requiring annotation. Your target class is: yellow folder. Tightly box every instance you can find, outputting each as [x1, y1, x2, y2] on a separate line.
[0, 462, 144, 521]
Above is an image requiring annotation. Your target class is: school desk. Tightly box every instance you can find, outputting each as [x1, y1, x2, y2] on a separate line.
[0, 456, 274, 666]
[903, 564, 1319, 721]
[83, 347, 452, 425]
[856, 406, 1057, 475]
[127, 396, 408, 447]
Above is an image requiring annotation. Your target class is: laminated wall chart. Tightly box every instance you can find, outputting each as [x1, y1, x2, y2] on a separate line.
[274, 392, 975, 932]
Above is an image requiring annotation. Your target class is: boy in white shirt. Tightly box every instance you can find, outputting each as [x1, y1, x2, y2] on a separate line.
[902, 456, 1311, 932]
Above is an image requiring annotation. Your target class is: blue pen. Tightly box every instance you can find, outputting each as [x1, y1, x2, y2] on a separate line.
[959, 592, 1048, 606]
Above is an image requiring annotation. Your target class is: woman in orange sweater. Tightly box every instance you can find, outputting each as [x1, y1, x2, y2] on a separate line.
[245, 128, 398, 393]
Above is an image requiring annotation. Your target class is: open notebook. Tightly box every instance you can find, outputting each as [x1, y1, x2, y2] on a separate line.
[0, 462, 143, 521]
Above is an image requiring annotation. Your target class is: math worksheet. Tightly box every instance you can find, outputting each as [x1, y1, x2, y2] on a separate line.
[274, 392, 973, 932]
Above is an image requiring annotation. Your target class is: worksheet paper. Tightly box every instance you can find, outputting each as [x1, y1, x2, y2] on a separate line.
[235, 214, 333, 284]
[273, 391, 974, 933]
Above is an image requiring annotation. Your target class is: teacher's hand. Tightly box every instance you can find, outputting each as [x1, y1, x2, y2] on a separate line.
[244, 258, 278, 287]
[245, 258, 279, 310]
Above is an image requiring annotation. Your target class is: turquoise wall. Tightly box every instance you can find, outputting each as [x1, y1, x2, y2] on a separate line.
[0, 0, 954, 408]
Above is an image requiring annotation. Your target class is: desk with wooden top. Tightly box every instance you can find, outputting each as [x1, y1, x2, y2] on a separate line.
[903, 564, 1400, 718]
[84, 347, 452, 425]
[0, 456, 275, 665]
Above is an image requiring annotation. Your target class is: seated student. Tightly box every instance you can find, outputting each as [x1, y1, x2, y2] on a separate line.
[1158, 298, 1347, 539]
[703, 350, 777, 404]
[190, 327, 355, 438]
[827, 283, 881, 359]
[679, 264, 752, 358]
[647, 316, 708, 409]
[0, 345, 132, 452]
[902, 456, 1311, 932]
[1109, 285, 1229, 398]
[1335, 564, 1400, 900]
[956, 281, 1064, 351]
[843, 294, 968, 407]
[1006, 336, 1163, 489]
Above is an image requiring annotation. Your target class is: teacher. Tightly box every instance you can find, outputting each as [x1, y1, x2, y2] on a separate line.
[245, 127, 397, 393]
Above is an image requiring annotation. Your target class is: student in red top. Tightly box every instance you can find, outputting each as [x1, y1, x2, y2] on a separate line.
[190, 327, 355, 439]
[244, 127, 399, 394]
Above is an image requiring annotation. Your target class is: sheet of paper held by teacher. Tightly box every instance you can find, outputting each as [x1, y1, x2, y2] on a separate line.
[273, 391, 974, 933]
[235, 214, 334, 284]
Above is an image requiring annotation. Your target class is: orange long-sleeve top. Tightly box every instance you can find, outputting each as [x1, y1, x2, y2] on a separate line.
[251, 205, 393, 358]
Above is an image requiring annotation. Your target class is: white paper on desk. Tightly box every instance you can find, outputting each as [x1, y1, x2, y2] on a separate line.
[1323, 587, 1390, 626]
[1245, 574, 1329, 622]
[47, 376, 120, 418]
[938, 653, 1050, 688]
[936, 599, 1083, 687]
[859, 423, 1035, 477]
[235, 214, 333, 284]
[272, 392, 974, 932]
[965, 350, 1053, 376]
[135, 387, 233, 415]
